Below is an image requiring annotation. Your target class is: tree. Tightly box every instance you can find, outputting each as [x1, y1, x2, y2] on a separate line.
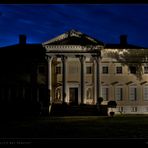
[107, 100, 117, 108]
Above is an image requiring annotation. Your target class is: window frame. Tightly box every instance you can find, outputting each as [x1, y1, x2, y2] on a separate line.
[115, 86, 123, 101]
[102, 66, 109, 74]
[102, 86, 109, 101]
[129, 85, 137, 101]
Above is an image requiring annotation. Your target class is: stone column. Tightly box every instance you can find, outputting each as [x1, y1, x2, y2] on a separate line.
[93, 55, 102, 103]
[61, 55, 67, 103]
[79, 55, 86, 104]
[93, 58, 97, 104]
[96, 56, 102, 100]
[47, 56, 52, 103]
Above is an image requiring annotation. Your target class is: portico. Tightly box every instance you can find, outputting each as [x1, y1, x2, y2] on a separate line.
[42, 29, 104, 105]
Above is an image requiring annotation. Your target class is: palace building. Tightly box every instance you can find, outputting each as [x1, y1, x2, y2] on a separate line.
[0, 29, 148, 116]
[43, 29, 148, 115]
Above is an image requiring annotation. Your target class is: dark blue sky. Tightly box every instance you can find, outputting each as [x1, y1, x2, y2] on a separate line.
[0, 4, 148, 47]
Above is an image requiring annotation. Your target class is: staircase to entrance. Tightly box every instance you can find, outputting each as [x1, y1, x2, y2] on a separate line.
[49, 103, 102, 116]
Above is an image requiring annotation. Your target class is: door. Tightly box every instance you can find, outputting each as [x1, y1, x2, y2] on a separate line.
[69, 88, 78, 105]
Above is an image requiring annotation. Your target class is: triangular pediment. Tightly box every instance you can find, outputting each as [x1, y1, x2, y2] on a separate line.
[42, 29, 104, 46]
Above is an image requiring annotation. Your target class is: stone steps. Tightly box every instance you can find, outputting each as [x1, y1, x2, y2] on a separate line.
[50, 103, 101, 116]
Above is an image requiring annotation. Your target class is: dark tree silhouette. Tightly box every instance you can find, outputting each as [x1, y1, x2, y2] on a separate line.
[107, 100, 117, 108]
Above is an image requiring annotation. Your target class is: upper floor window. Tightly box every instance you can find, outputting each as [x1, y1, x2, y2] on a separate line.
[144, 66, 148, 74]
[102, 66, 108, 74]
[86, 66, 92, 74]
[116, 66, 122, 74]
[56, 66, 61, 74]
[129, 66, 136, 74]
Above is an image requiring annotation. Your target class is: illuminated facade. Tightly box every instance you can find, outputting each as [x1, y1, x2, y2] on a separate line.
[43, 29, 103, 106]
[43, 30, 148, 114]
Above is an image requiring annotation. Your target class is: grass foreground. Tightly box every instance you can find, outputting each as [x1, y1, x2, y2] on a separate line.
[1, 114, 148, 145]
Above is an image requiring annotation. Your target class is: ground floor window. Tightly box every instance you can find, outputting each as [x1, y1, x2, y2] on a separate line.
[143, 85, 148, 101]
[102, 86, 109, 101]
[129, 86, 137, 101]
[115, 87, 123, 101]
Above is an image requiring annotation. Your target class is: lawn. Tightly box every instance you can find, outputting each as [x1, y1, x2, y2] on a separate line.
[0, 115, 148, 145]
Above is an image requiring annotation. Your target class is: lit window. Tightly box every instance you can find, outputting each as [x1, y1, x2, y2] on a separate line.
[115, 87, 123, 101]
[56, 66, 61, 74]
[102, 66, 108, 74]
[144, 85, 148, 100]
[86, 66, 92, 74]
[129, 86, 137, 101]
[116, 66, 122, 74]
[102, 87, 109, 101]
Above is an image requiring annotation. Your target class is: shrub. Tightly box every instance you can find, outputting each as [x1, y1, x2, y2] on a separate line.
[107, 101, 117, 108]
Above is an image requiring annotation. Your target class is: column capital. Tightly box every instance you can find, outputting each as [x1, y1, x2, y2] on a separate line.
[92, 55, 101, 63]
[79, 55, 86, 62]
[45, 55, 52, 61]
[61, 55, 67, 62]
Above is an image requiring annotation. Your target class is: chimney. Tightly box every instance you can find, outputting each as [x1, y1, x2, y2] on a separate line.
[120, 35, 127, 45]
[19, 34, 26, 44]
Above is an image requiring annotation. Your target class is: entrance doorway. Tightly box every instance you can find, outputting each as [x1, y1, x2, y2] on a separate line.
[69, 87, 78, 105]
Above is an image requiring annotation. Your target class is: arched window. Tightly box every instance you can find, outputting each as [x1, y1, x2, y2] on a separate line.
[115, 85, 123, 101]
[102, 85, 109, 101]
[143, 84, 148, 101]
[129, 84, 137, 101]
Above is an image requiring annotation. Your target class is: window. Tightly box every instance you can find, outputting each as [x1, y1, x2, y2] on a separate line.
[86, 66, 92, 74]
[144, 85, 148, 100]
[102, 87, 109, 101]
[116, 66, 122, 74]
[129, 86, 137, 101]
[56, 66, 61, 74]
[146, 107, 148, 112]
[115, 87, 123, 101]
[102, 66, 108, 74]
[129, 66, 136, 74]
[144, 66, 148, 74]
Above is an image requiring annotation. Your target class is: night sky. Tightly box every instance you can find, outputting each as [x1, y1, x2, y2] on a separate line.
[0, 4, 148, 47]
